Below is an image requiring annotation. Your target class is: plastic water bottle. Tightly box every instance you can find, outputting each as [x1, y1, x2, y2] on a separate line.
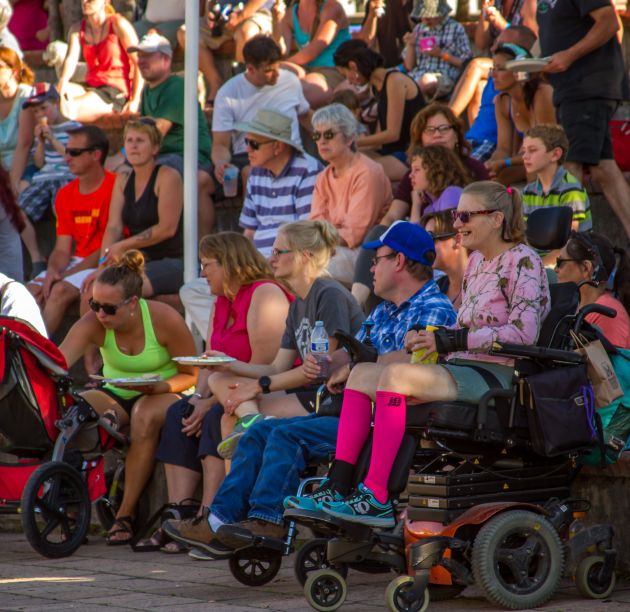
[375, 0, 386, 18]
[310, 321, 330, 380]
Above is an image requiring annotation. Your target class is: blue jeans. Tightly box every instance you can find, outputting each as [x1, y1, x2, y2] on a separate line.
[211, 414, 339, 526]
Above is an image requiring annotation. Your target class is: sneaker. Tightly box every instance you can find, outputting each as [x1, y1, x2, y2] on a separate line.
[283, 479, 344, 511]
[188, 546, 216, 561]
[217, 519, 287, 549]
[162, 515, 233, 559]
[217, 413, 264, 459]
[321, 482, 396, 529]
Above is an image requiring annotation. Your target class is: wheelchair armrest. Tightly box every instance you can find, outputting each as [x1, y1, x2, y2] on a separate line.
[490, 342, 585, 365]
[333, 329, 378, 363]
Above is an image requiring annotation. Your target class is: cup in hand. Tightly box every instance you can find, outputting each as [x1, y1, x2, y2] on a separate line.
[419, 36, 436, 52]
[223, 164, 239, 198]
[411, 325, 439, 365]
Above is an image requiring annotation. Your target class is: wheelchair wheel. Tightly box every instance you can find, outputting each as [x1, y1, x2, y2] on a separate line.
[228, 547, 282, 586]
[385, 576, 429, 612]
[304, 569, 347, 612]
[428, 584, 466, 601]
[575, 555, 616, 599]
[294, 538, 348, 586]
[21, 461, 91, 559]
[472, 510, 563, 610]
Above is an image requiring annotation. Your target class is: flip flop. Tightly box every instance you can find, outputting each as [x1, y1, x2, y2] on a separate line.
[106, 516, 133, 546]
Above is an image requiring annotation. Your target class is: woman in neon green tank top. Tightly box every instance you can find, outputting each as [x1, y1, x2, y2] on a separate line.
[60, 250, 197, 545]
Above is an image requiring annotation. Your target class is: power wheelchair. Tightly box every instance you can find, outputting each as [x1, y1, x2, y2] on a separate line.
[282, 207, 619, 611]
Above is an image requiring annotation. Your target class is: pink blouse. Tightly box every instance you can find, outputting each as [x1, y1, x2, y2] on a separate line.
[448, 243, 550, 365]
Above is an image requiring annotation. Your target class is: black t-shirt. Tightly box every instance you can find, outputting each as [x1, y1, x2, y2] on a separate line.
[537, 0, 628, 104]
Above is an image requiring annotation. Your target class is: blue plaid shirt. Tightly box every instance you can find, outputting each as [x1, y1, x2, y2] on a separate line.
[356, 279, 457, 354]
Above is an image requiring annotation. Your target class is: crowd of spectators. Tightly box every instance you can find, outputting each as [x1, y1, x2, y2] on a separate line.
[1, 0, 630, 550]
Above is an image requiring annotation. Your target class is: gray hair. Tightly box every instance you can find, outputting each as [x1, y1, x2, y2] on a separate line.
[312, 103, 358, 142]
[0, 0, 12, 31]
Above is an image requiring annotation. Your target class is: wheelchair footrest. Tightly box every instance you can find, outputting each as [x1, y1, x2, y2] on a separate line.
[284, 508, 345, 537]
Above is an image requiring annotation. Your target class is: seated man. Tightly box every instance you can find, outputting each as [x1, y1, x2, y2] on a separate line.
[163, 222, 456, 554]
[27, 126, 115, 337]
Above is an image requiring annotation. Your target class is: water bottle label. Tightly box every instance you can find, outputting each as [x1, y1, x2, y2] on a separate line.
[311, 341, 328, 353]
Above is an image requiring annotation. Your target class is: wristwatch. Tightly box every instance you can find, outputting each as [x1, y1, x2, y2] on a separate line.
[258, 376, 272, 394]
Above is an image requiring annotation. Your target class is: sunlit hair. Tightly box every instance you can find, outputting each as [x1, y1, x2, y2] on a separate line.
[198, 232, 275, 300]
[279, 220, 339, 274]
[410, 102, 471, 157]
[525, 124, 569, 164]
[0, 47, 34, 85]
[97, 249, 144, 298]
[312, 103, 358, 142]
[408, 145, 471, 197]
[462, 181, 525, 244]
[420, 208, 456, 236]
[124, 118, 163, 149]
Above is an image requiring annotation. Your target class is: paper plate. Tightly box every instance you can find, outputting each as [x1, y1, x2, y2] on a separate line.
[505, 57, 550, 73]
[90, 374, 162, 386]
[172, 355, 236, 366]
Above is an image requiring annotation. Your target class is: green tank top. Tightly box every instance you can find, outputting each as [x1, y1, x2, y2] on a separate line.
[100, 298, 178, 399]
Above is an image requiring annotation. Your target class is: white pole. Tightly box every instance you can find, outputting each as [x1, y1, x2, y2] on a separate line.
[184, 0, 200, 285]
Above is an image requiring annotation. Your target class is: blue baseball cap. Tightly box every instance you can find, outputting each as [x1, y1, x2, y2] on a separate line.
[362, 221, 435, 265]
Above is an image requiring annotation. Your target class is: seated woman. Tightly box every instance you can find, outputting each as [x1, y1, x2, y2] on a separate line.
[333, 39, 425, 181]
[59, 250, 197, 544]
[292, 181, 550, 526]
[140, 233, 293, 552]
[273, 0, 351, 108]
[309, 103, 392, 286]
[208, 219, 365, 459]
[555, 231, 630, 349]
[485, 43, 555, 184]
[56, 0, 142, 122]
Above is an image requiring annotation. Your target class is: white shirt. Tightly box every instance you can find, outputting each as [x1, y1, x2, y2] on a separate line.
[0, 274, 48, 337]
[212, 69, 310, 155]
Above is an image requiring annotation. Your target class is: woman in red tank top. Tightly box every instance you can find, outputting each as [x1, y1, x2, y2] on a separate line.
[56, 0, 143, 122]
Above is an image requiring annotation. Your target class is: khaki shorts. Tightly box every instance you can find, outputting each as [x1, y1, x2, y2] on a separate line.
[185, 10, 273, 50]
[307, 66, 345, 89]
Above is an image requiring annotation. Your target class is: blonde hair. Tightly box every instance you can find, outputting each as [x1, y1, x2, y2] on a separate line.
[279, 220, 339, 273]
[124, 118, 163, 149]
[199, 232, 275, 300]
[462, 181, 526, 244]
[97, 249, 144, 298]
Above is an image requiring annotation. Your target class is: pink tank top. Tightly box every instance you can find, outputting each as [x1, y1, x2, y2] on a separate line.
[80, 16, 131, 98]
[210, 281, 294, 363]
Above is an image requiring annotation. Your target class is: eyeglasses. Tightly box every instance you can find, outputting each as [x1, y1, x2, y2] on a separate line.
[200, 260, 220, 272]
[271, 248, 293, 257]
[428, 231, 457, 241]
[372, 252, 397, 266]
[555, 257, 582, 269]
[451, 209, 498, 224]
[244, 137, 274, 151]
[88, 297, 132, 316]
[312, 130, 339, 142]
[65, 146, 96, 157]
[423, 124, 454, 135]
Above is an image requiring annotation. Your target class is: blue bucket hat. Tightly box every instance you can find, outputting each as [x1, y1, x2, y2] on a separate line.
[362, 221, 436, 265]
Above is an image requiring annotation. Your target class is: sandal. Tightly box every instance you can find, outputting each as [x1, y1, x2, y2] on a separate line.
[106, 516, 133, 546]
[134, 527, 170, 552]
[161, 539, 188, 554]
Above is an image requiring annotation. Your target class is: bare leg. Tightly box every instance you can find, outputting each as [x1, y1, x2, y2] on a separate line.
[233, 20, 261, 64]
[586, 159, 630, 239]
[449, 57, 492, 118]
[43, 280, 79, 336]
[164, 463, 202, 504]
[80, 389, 131, 428]
[301, 73, 334, 109]
[60, 86, 115, 122]
[200, 455, 225, 507]
[20, 212, 45, 265]
[376, 362, 458, 401]
[198, 45, 223, 102]
[345, 362, 389, 399]
[198, 169, 215, 236]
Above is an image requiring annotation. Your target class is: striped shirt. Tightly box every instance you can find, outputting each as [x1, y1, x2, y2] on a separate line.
[239, 152, 323, 257]
[32, 120, 82, 182]
[522, 166, 592, 231]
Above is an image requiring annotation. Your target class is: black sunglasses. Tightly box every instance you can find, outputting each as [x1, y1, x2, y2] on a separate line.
[312, 129, 339, 142]
[65, 146, 96, 157]
[555, 257, 583, 269]
[428, 231, 456, 241]
[451, 209, 498, 224]
[244, 137, 274, 151]
[88, 297, 132, 316]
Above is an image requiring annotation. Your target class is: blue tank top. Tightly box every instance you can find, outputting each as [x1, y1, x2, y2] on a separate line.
[465, 77, 498, 144]
[292, 4, 351, 69]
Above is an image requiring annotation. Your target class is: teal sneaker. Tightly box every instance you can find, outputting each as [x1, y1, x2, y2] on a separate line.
[217, 413, 264, 459]
[321, 483, 396, 528]
[283, 479, 344, 511]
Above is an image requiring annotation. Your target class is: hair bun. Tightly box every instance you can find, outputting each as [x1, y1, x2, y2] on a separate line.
[117, 249, 145, 276]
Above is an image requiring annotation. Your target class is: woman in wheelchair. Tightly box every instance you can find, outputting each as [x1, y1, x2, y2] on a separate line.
[292, 181, 550, 528]
[60, 250, 197, 544]
[555, 231, 630, 349]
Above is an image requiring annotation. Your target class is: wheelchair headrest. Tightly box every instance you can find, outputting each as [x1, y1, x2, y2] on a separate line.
[526, 206, 572, 251]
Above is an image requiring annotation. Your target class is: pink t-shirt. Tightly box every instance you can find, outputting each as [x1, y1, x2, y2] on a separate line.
[586, 293, 630, 349]
[448, 243, 551, 365]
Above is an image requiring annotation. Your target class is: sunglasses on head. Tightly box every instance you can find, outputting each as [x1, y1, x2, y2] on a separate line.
[451, 209, 498, 224]
[65, 146, 96, 157]
[244, 137, 274, 151]
[312, 129, 339, 142]
[88, 297, 132, 316]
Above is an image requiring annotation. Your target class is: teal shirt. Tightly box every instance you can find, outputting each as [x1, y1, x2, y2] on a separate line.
[292, 4, 351, 69]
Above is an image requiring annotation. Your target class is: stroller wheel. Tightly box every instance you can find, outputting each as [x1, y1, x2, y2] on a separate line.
[472, 510, 563, 610]
[228, 547, 282, 586]
[574, 555, 616, 599]
[385, 576, 429, 612]
[294, 538, 348, 586]
[21, 461, 91, 559]
[304, 569, 347, 612]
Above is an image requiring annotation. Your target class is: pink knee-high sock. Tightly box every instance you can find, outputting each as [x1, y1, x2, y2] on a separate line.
[334, 388, 373, 465]
[364, 391, 407, 504]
